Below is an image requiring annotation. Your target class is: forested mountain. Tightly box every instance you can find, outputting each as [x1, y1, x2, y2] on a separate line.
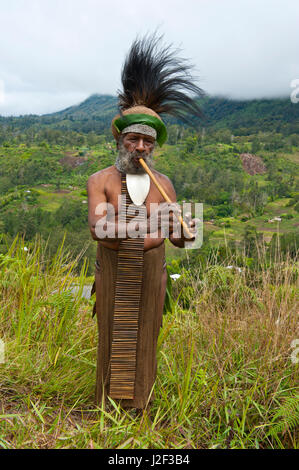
[1, 94, 298, 137]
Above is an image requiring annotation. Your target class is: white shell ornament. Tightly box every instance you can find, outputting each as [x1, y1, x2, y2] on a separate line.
[126, 173, 150, 206]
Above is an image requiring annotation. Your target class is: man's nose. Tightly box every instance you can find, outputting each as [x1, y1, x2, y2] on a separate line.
[135, 138, 145, 152]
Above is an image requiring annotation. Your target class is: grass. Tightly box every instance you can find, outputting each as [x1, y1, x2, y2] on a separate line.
[34, 187, 77, 212]
[0, 234, 298, 449]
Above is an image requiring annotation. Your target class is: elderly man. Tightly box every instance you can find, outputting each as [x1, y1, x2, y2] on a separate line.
[87, 35, 203, 409]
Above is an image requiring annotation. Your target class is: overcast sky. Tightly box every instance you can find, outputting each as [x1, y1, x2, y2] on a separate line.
[0, 0, 298, 116]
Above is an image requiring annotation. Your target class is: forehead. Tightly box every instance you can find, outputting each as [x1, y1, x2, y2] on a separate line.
[122, 132, 155, 141]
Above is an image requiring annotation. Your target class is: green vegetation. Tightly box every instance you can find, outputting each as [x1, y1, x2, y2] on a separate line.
[0, 114, 298, 273]
[0, 94, 298, 448]
[0, 235, 297, 448]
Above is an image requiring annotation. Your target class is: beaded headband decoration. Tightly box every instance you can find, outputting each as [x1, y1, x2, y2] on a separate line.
[121, 124, 157, 140]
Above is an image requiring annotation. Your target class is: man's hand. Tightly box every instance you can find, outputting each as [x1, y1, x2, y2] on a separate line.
[147, 202, 182, 238]
[169, 210, 200, 247]
[146, 203, 199, 243]
[181, 212, 200, 241]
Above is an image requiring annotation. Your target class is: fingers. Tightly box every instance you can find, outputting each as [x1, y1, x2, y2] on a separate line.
[183, 213, 199, 228]
[148, 203, 200, 240]
[182, 216, 200, 241]
[184, 212, 192, 227]
[188, 217, 200, 228]
[164, 204, 181, 220]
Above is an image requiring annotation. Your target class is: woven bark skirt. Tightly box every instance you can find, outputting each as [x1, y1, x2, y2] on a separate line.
[94, 242, 165, 409]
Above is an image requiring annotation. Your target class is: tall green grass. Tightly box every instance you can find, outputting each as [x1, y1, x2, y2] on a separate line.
[0, 234, 298, 448]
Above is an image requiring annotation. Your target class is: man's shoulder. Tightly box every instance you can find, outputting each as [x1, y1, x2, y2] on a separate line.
[87, 166, 120, 194]
[150, 169, 176, 200]
[152, 169, 174, 189]
[87, 166, 117, 184]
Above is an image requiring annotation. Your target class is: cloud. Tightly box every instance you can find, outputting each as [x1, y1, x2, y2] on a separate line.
[0, 90, 89, 116]
[0, 0, 298, 115]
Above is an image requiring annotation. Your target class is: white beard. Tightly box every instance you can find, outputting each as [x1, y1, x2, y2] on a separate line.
[115, 141, 155, 175]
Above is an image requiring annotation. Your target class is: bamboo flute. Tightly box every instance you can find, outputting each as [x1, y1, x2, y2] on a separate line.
[138, 157, 194, 239]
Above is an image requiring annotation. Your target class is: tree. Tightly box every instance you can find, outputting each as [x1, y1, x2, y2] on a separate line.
[251, 137, 261, 153]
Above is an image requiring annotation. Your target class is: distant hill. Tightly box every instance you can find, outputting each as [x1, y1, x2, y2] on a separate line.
[200, 96, 299, 135]
[47, 94, 117, 120]
[1, 94, 298, 135]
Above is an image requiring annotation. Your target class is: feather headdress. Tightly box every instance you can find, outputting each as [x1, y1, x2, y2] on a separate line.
[112, 34, 204, 146]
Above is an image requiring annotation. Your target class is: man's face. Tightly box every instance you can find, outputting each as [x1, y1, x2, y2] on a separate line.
[115, 132, 156, 175]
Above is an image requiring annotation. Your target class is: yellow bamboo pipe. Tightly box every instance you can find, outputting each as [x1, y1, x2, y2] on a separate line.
[138, 157, 194, 239]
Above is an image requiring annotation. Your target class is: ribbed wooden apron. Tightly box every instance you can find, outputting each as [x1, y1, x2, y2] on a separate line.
[109, 173, 147, 399]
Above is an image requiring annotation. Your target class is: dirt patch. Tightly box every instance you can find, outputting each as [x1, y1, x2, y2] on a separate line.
[59, 154, 87, 169]
[240, 153, 267, 175]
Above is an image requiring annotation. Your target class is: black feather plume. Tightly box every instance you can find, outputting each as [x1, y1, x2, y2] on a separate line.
[118, 34, 205, 124]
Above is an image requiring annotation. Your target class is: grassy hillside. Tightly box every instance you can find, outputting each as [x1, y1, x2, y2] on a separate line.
[0, 134, 298, 275]
[0, 235, 297, 449]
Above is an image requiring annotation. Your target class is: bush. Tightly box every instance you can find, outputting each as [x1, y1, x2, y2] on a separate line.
[203, 207, 216, 221]
[216, 204, 233, 217]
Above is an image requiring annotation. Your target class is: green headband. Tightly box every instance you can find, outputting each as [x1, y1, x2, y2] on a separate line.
[114, 113, 167, 147]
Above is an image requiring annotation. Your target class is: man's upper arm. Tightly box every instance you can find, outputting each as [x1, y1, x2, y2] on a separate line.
[87, 173, 107, 239]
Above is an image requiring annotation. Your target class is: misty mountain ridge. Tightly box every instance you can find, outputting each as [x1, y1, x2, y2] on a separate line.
[0, 93, 298, 136]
